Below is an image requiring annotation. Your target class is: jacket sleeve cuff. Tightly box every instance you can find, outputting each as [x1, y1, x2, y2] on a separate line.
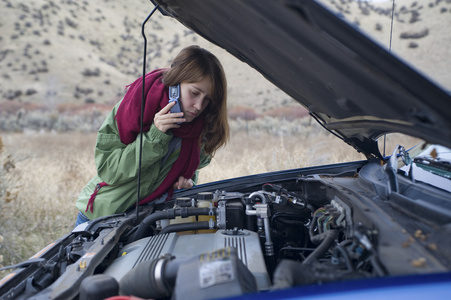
[146, 123, 173, 144]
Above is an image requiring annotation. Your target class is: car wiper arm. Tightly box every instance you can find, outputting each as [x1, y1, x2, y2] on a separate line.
[385, 145, 416, 194]
[384, 146, 402, 194]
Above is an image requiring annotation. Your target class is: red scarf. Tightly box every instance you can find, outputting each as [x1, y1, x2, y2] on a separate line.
[86, 70, 204, 213]
[116, 69, 204, 205]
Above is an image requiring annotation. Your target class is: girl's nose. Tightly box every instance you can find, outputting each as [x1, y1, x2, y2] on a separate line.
[193, 97, 205, 111]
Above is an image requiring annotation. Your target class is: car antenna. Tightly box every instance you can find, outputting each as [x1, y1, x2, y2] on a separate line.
[383, 0, 396, 157]
[136, 3, 160, 222]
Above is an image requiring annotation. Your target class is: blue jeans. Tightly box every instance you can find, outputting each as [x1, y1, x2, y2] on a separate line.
[75, 211, 90, 228]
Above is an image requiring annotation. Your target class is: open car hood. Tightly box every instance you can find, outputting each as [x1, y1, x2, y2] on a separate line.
[153, 0, 451, 159]
[3, 2, 451, 300]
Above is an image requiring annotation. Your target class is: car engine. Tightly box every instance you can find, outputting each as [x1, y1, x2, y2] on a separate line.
[2, 155, 450, 300]
[79, 183, 369, 300]
[73, 157, 450, 299]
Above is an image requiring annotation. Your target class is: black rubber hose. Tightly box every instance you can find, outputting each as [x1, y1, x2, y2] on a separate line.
[129, 210, 175, 243]
[303, 230, 338, 265]
[309, 214, 319, 243]
[120, 255, 195, 299]
[120, 258, 173, 298]
[309, 214, 336, 245]
[159, 221, 215, 235]
[371, 254, 388, 276]
[333, 244, 354, 271]
[130, 207, 214, 242]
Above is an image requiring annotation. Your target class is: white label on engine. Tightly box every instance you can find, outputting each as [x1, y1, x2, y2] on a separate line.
[199, 260, 234, 288]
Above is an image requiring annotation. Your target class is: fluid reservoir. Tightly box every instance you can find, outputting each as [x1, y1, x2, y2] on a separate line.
[170, 197, 196, 234]
[197, 192, 216, 233]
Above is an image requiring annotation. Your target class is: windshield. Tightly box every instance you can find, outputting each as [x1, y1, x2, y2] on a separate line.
[400, 144, 451, 192]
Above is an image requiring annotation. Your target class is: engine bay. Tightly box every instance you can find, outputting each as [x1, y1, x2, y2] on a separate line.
[76, 157, 451, 299]
[1, 154, 450, 300]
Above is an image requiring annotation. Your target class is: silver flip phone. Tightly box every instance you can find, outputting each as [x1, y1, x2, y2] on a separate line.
[169, 84, 182, 114]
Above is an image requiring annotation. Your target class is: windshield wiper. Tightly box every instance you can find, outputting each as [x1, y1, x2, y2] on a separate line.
[414, 157, 451, 179]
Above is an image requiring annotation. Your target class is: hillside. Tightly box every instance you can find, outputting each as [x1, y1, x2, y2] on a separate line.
[318, 0, 451, 90]
[0, 0, 289, 115]
[0, 0, 450, 129]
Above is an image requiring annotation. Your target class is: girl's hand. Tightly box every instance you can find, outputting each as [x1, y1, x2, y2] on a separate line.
[154, 102, 185, 133]
[173, 176, 194, 190]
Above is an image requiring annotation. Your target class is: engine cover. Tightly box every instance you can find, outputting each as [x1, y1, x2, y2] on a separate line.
[104, 229, 271, 290]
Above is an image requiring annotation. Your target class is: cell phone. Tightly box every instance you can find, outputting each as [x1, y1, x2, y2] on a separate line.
[168, 84, 182, 115]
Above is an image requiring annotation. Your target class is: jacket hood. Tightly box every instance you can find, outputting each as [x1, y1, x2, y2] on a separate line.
[152, 0, 451, 159]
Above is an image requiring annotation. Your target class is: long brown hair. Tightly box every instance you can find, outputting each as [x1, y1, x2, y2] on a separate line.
[162, 45, 229, 157]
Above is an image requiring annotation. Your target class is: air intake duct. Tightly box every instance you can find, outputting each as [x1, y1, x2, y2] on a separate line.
[119, 247, 258, 300]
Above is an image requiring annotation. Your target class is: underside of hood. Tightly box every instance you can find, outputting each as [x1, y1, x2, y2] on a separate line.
[152, 0, 451, 159]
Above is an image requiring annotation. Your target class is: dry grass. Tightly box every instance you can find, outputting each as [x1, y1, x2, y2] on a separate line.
[0, 132, 96, 270]
[201, 124, 362, 182]
[0, 120, 422, 274]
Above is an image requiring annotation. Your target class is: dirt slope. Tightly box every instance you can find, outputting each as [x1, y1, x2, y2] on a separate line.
[0, 0, 449, 116]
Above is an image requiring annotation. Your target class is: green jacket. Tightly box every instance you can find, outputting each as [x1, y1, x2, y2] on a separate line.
[75, 101, 211, 220]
